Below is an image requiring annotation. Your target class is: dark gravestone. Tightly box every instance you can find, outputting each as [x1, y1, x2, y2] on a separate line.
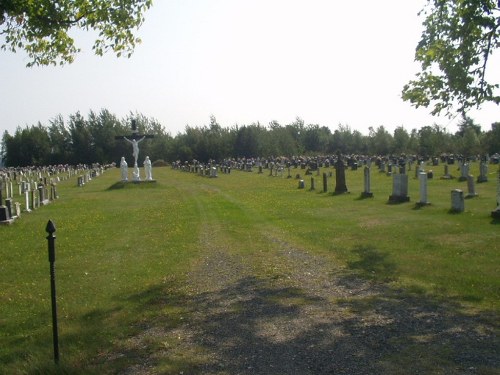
[0, 180, 10, 221]
[334, 154, 348, 194]
[5, 198, 13, 218]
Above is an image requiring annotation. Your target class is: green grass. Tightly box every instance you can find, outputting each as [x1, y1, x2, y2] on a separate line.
[1, 163, 499, 373]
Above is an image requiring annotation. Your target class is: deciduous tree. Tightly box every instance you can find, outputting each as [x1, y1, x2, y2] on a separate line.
[1, 0, 152, 66]
[403, 0, 500, 116]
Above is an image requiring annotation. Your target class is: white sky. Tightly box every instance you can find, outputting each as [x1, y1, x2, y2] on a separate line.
[1, 0, 499, 137]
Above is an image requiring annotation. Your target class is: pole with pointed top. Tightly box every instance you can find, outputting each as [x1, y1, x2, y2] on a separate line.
[46, 220, 59, 364]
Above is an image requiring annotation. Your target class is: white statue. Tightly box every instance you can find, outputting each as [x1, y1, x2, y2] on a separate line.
[120, 157, 128, 181]
[144, 156, 153, 180]
[132, 165, 141, 181]
[124, 136, 145, 166]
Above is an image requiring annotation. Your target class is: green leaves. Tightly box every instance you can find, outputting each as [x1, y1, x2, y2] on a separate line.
[0, 0, 152, 66]
[403, 0, 500, 116]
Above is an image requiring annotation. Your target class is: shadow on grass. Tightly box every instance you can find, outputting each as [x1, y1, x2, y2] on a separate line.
[69, 273, 499, 374]
[14, 248, 497, 374]
[107, 181, 158, 191]
[346, 245, 398, 282]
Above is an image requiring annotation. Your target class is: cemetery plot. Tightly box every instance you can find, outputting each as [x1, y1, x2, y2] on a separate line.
[1, 163, 498, 374]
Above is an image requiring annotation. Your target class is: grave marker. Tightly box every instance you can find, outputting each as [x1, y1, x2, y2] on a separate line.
[361, 166, 373, 198]
[388, 174, 410, 203]
[417, 172, 430, 206]
[491, 168, 500, 218]
[334, 154, 348, 194]
[451, 189, 464, 212]
[477, 161, 488, 183]
[466, 175, 478, 198]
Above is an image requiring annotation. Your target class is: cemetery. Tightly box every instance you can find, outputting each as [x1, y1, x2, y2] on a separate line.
[2, 0, 499, 372]
[1, 156, 499, 374]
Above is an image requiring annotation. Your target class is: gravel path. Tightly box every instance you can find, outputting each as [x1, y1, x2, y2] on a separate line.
[114, 186, 499, 374]
[117, 225, 499, 375]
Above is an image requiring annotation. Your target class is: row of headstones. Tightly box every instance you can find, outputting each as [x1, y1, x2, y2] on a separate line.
[297, 166, 500, 216]
[0, 180, 58, 224]
[172, 162, 227, 178]
[0, 166, 106, 225]
[376, 160, 490, 182]
[77, 168, 104, 187]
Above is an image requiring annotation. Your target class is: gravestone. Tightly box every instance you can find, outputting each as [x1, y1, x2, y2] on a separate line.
[30, 189, 37, 210]
[323, 173, 328, 193]
[361, 166, 373, 198]
[298, 179, 305, 189]
[458, 163, 469, 182]
[441, 164, 453, 180]
[417, 172, 430, 206]
[24, 190, 31, 212]
[388, 174, 410, 203]
[334, 154, 348, 194]
[210, 166, 218, 178]
[451, 189, 464, 212]
[310, 177, 315, 191]
[466, 175, 478, 198]
[0, 180, 11, 223]
[491, 168, 500, 218]
[477, 162, 488, 183]
[5, 198, 13, 218]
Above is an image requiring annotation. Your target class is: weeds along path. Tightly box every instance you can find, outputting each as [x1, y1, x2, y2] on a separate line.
[121, 176, 498, 375]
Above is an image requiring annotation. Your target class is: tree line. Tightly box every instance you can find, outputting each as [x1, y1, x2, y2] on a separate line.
[1, 109, 499, 167]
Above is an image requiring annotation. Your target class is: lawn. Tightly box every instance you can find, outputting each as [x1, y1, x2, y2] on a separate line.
[1, 162, 498, 374]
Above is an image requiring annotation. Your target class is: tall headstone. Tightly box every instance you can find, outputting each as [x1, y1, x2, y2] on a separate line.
[310, 177, 315, 191]
[334, 154, 348, 194]
[458, 163, 469, 182]
[388, 174, 410, 203]
[477, 161, 488, 183]
[0, 180, 10, 222]
[417, 172, 430, 205]
[24, 190, 31, 212]
[491, 168, 500, 218]
[361, 166, 373, 198]
[466, 175, 478, 198]
[451, 189, 464, 212]
[323, 173, 328, 193]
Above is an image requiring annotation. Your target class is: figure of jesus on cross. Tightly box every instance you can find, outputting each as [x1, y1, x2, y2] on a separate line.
[115, 119, 154, 181]
[124, 136, 145, 167]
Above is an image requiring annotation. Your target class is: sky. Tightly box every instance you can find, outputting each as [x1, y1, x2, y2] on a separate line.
[1, 0, 499, 137]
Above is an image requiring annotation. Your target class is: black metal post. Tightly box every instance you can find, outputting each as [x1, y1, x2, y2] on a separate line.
[46, 220, 59, 364]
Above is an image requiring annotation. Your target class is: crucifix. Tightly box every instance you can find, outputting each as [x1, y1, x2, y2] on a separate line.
[115, 120, 155, 181]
